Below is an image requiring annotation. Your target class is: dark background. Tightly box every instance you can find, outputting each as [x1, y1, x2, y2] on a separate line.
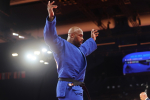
[0, 0, 150, 100]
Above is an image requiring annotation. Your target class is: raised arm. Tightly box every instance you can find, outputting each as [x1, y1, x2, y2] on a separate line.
[43, 1, 64, 54]
[91, 29, 99, 41]
[47, 1, 57, 21]
[80, 29, 99, 56]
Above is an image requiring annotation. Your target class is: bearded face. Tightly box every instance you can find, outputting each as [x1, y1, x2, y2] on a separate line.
[72, 30, 84, 47]
[67, 27, 84, 47]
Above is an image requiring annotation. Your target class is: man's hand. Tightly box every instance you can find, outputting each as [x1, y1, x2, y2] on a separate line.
[91, 29, 99, 41]
[47, 1, 58, 21]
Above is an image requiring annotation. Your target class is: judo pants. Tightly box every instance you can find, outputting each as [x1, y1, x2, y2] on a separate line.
[58, 86, 83, 100]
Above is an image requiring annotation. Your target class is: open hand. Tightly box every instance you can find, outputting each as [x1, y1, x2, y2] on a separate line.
[47, 1, 58, 21]
[91, 29, 99, 41]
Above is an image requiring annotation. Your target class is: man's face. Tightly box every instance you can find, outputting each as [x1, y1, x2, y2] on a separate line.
[73, 29, 84, 47]
[140, 93, 147, 100]
[140, 95, 145, 100]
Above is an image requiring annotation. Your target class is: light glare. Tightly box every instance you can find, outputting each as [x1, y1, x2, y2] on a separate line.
[34, 51, 40, 55]
[12, 33, 19, 36]
[32, 56, 36, 60]
[47, 51, 52, 54]
[40, 60, 44, 63]
[42, 48, 47, 52]
[12, 53, 18, 56]
[27, 54, 36, 60]
[19, 36, 25, 39]
[27, 54, 32, 58]
[44, 62, 49, 64]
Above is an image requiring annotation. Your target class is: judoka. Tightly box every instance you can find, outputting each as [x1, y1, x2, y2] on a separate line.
[43, 1, 99, 100]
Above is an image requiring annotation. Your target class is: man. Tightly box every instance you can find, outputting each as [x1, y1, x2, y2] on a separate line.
[140, 92, 150, 100]
[44, 1, 99, 100]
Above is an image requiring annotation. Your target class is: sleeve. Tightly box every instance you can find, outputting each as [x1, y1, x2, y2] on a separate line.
[43, 16, 64, 54]
[79, 38, 97, 56]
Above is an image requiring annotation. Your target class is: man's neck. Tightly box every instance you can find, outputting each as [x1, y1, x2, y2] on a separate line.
[67, 39, 74, 44]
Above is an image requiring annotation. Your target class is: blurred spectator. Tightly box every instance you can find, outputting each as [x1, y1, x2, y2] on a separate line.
[140, 92, 150, 100]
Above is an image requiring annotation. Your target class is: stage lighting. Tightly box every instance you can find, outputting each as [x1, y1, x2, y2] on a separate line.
[34, 51, 40, 55]
[27, 54, 36, 60]
[27, 54, 32, 58]
[44, 62, 49, 64]
[112, 86, 115, 89]
[47, 51, 52, 54]
[130, 84, 132, 87]
[12, 53, 18, 56]
[117, 85, 120, 88]
[141, 83, 144, 86]
[19, 36, 24, 38]
[12, 33, 19, 36]
[40, 60, 44, 63]
[42, 48, 47, 52]
[31, 57, 36, 60]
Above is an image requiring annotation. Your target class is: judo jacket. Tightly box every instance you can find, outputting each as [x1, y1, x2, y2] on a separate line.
[43, 16, 97, 97]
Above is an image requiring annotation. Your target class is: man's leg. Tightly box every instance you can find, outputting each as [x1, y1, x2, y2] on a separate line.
[58, 86, 83, 100]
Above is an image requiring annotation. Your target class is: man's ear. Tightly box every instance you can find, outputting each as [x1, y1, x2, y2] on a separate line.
[71, 33, 74, 38]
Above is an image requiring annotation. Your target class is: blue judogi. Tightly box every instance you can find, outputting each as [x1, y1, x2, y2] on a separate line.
[43, 16, 97, 100]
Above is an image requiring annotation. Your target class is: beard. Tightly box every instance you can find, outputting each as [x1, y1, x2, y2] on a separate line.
[73, 40, 81, 47]
[72, 35, 83, 47]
